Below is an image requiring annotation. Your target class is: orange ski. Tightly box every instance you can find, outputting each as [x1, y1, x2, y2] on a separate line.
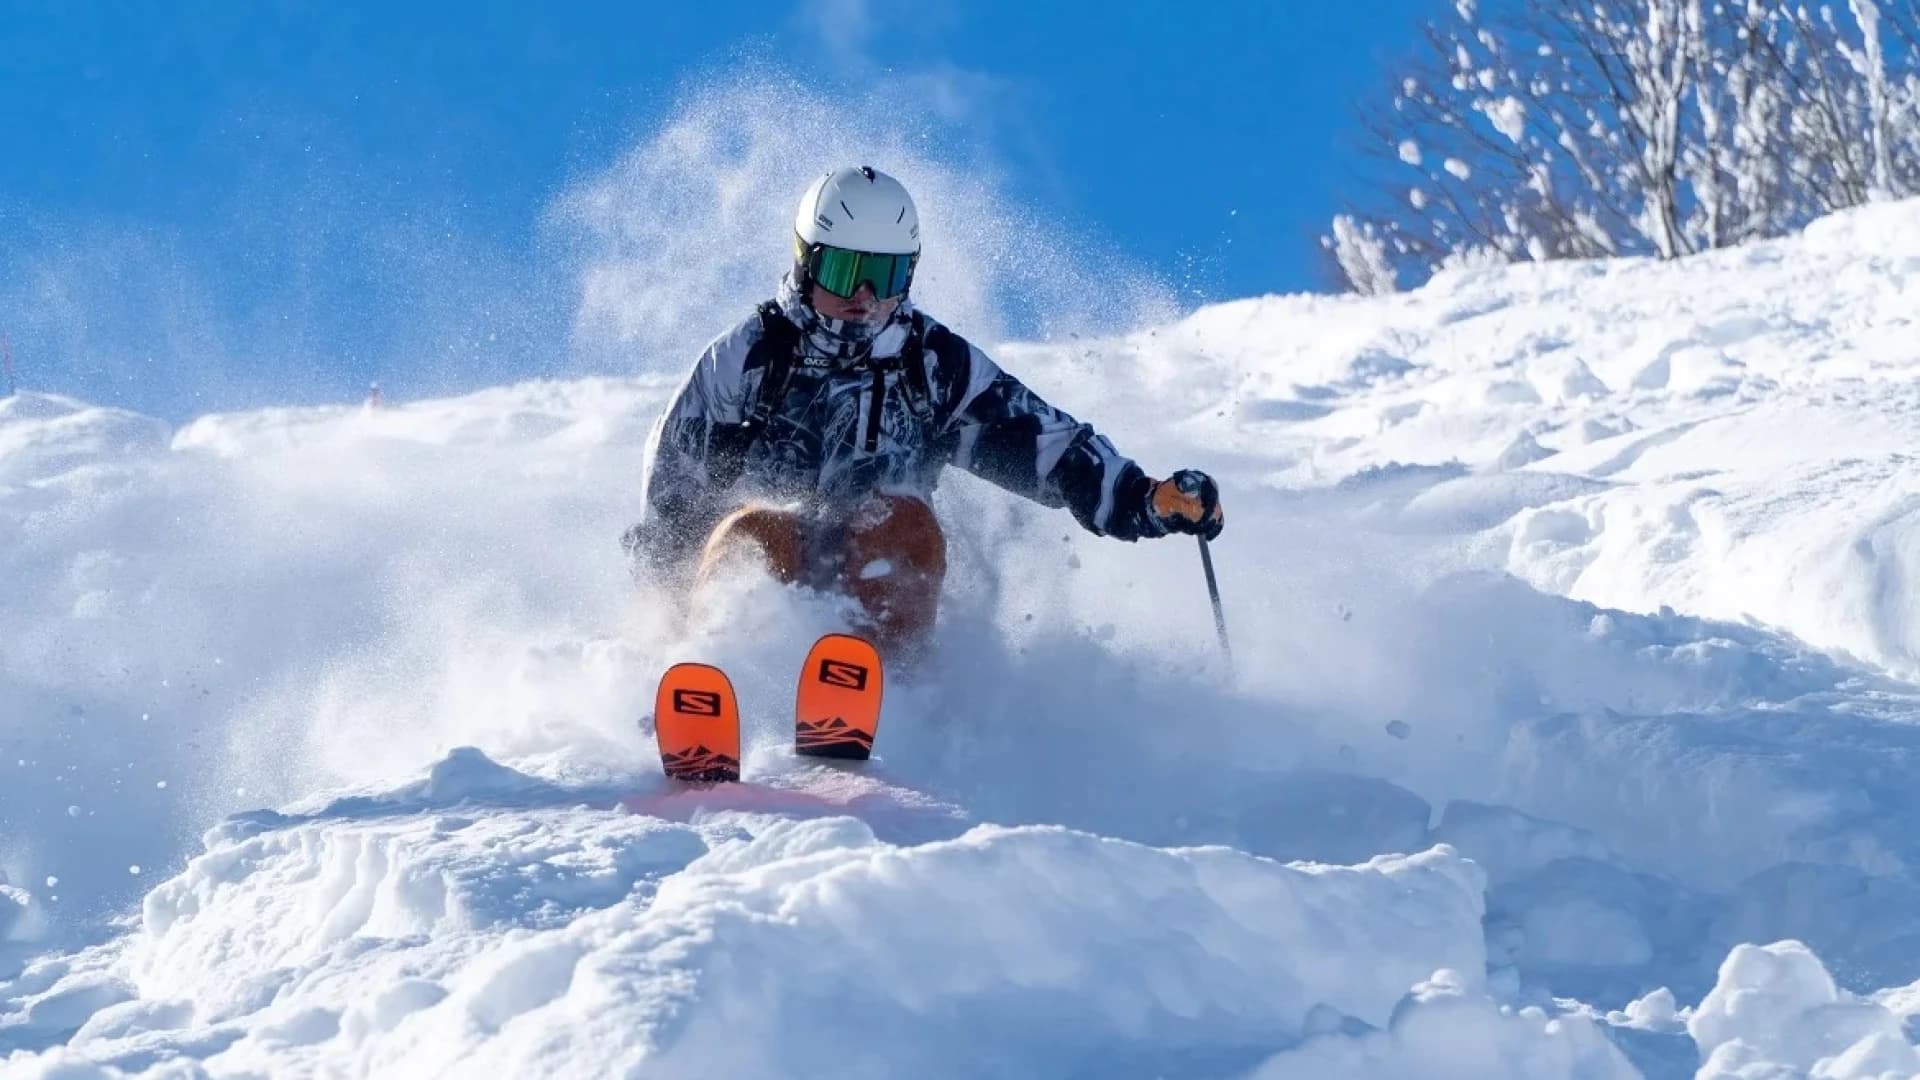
[795, 633, 884, 760]
[654, 662, 741, 783]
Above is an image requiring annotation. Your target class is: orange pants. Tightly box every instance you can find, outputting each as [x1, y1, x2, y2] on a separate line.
[694, 494, 948, 652]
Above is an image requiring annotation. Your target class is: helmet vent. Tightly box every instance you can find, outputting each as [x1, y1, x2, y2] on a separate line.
[859, 166, 876, 180]
[840, 200, 855, 219]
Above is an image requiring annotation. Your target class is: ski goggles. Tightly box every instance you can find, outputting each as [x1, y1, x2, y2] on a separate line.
[797, 239, 918, 300]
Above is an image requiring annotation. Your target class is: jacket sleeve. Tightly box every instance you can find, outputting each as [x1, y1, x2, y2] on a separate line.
[936, 329, 1163, 541]
[624, 318, 761, 573]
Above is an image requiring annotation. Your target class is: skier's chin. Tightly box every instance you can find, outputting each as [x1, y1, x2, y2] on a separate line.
[816, 306, 889, 338]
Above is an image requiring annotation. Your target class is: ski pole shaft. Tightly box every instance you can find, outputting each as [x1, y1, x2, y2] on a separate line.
[1198, 537, 1232, 667]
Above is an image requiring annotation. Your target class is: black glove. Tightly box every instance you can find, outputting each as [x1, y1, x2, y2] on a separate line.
[1146, 469, 1224, 541]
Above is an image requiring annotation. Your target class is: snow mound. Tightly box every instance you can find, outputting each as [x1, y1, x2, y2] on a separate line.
[1253, 969, 1637, 1079]
[5, 762, 1490, 1077]
[1690, 941, 1920, 1080]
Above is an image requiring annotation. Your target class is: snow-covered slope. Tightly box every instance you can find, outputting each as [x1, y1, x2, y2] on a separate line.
[1028, 199, 1920, 676]
[4, 200, 1920, 1078]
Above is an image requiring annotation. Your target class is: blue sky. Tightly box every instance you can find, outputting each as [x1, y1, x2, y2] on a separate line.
[0, 1, 1433, 418]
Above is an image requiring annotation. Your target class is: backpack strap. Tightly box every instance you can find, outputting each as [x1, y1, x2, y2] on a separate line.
[743, 300, 801, 432]
[706, 301, 800, 493]
[897, 311, 935, 422]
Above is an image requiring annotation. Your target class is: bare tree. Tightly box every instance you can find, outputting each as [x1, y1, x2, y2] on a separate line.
[1328, 0, 1920, 293]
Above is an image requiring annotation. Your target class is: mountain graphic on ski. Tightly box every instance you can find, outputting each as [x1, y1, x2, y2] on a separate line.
[654, 662, 741, 783]
[795, 633, 883, 760]
[659, 745, 740, 782]
[795, 715, 875, 756]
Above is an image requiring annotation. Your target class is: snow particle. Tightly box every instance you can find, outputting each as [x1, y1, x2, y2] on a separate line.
[129, 865, 142, 876]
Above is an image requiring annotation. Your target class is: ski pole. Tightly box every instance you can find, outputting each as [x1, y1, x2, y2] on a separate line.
[1197, 536, 1232, 668]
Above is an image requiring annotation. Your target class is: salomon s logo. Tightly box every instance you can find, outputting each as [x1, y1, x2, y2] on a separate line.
[818, 660, 870, 691]
[672, 689, 723, 717]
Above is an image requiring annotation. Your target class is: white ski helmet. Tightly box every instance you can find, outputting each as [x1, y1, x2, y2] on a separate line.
[793, 165, 920, 255]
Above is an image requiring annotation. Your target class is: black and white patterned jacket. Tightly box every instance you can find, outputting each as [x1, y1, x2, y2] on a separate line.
[629, 278, 1162, 570]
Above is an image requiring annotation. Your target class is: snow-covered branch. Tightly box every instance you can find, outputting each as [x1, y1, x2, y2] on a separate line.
[1328, 0, 1920, 291]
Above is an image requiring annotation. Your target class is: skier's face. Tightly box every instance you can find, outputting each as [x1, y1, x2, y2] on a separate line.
[811, 282, 898, 326]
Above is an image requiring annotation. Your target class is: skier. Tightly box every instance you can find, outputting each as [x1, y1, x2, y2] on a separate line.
[623, 165, 1224, 652]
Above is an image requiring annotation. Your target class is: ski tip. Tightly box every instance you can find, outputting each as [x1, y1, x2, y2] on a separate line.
[801, 634, 884, 694]
[796, 634, 883, 761]
[656, 662, 742, 784]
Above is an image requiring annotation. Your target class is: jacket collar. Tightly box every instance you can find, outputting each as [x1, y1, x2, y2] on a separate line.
[777, 273, 916, 369]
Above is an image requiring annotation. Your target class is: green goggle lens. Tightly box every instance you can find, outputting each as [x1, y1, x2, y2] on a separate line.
[805, 244, 918, 300]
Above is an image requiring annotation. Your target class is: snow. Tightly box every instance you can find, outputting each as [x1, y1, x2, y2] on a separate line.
[1253, 969, 1636, 1079]
[1330, 214, 1398, 295]
[1478, 95, 1529, 143]
[1689, 942, 1920, 1079]
[77, 810, 1486, 1077]
[7, 149, 1920, 1077]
